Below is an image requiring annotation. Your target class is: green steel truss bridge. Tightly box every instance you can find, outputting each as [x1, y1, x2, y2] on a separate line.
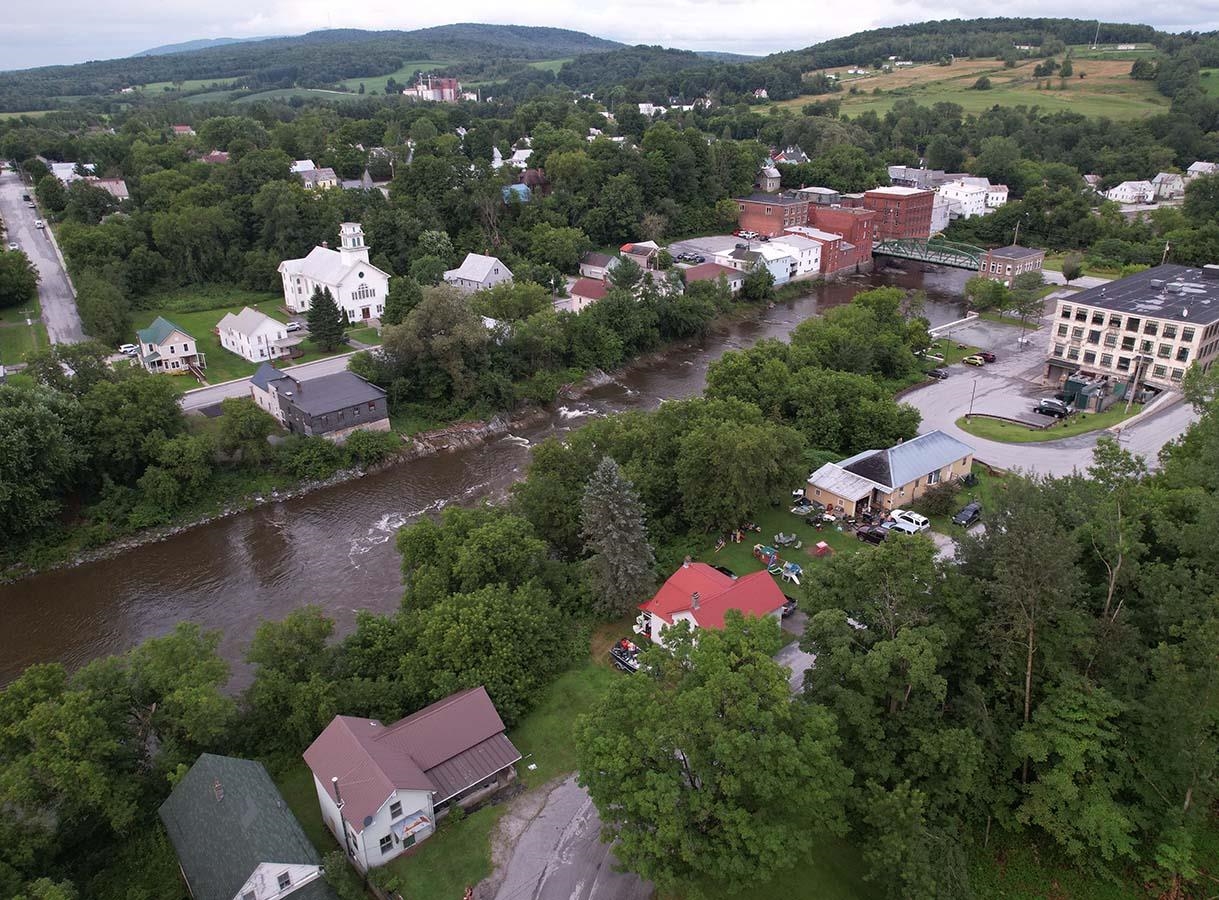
[873, 238, 984, 270]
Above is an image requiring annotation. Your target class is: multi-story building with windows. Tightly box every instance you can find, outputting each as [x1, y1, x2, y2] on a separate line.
[1046, 264, 1219, 393]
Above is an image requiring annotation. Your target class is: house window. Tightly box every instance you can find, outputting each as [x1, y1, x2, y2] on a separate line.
[814, 488, 821, 497]
[1126, 317, 1140, 332]
[1163, 324, 1177, 339]
[1117, 357, 1131, 371]
[380, 835, 394, 854]
[1121, 336, 1135, 351]
[1158, 344, 1171, 358]
[1091, 312, 1105, 324]
[1177, 347, 1189, 362]
[1088, 330, 1101, 344]
[1104, 334, 1117, 348]
[368, 401, 377, 411]
[927, 470, 941, 485]
[1060, 306, 1072, 318]
[277, 872, 292, 890]
[1153, 364, 1167, 378]
[390, 800, 403, 819]
[1071, 327, 1084, 339]
[1141, 340, 1153, 353]
[1144, 321, 1158, 336]
[1067, 347, 1080, 361]
[1075, 309, 1087, 321]
[1171, 368, 1184, 381]
[1053, 343, 1065, 357]
[1100, 353, 1113, 367]
[1183, 327, 1196, 342]
[1083, 351, 1096, 364]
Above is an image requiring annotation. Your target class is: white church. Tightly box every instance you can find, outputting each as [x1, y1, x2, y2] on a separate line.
[278, 223, 391, 322]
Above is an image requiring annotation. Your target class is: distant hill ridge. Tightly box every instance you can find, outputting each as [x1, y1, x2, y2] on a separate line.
[135, 36, 284, 57]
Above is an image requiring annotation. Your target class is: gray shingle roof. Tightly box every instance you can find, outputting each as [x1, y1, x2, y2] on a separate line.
[274, 370, 386, 416]
[158, 754, 337, 900]
[840, 430, 974, 491]
[251, 361, 284, 391]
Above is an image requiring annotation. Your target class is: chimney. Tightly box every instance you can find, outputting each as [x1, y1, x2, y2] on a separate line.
[691, 591, 701, 610]
[682, 555, 691, 568]
[321, 240, 329, 249]
[331, 776, 343, 807]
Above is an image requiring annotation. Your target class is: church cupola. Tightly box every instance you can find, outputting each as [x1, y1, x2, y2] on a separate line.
[338, 222, 370, 266]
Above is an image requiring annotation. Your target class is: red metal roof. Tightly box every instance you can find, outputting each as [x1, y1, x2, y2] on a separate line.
[640, 563, 786, 630]
[303, 686, 520, 831]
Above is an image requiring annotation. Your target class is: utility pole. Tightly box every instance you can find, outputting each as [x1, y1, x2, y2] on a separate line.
[1161, 241, 1171, 265]
[967, 378, 978, 420]
[1012, 220, 1020, 247]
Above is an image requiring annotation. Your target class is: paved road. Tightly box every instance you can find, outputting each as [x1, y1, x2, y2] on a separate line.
[0, 169, 84, 344]
[180, 351, 362, 411]
[487, 776, 652, 900]
[776, 610, 816, 693]
[903, 316, 1197, 475]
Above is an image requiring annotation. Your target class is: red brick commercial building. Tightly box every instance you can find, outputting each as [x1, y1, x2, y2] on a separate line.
[735, 192, 811, 238]
[784, 225, 845, 276]
[811, 206, 877, 270]
[862, 187, 935, 241]
[981, 245, 1046, 287]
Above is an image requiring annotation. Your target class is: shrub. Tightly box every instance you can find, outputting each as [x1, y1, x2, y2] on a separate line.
[912, 480, 962, 517]
[343, 429, 401, 465]
[277, 436, 346, 481]
[973, 76, 992, 90]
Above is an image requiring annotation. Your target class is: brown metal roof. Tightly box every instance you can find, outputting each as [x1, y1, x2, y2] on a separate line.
[303, 687, 519, 832]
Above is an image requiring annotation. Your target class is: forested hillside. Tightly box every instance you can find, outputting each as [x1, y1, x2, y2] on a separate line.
[0, 24, 621, 111]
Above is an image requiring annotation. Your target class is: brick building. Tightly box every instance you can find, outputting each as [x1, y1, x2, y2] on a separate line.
[862, 187, 935, 241]
[981, 246, 1045, 287]
[811, 206, 876, 271]
[783, 226, 845, 276]
[735, 192, 810, 238]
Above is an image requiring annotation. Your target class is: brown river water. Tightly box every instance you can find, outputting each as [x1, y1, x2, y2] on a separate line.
[0, 268, 970, 687]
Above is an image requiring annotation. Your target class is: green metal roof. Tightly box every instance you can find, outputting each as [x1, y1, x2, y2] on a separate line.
[137, 315, 192, 346]
[158, 754, 338, 900]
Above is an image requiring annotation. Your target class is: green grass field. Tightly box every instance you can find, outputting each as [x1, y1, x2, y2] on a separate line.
[1200, 69, 1219, 96]
[0, 319, 47, 365]
[338, 60, 458, 94]
[780, 56, 1167, 121]
[528, 58, 572, 73]
[957, 402, 1142, 443]
[138, 77, 238, 93]
[131, 285, 354, 385]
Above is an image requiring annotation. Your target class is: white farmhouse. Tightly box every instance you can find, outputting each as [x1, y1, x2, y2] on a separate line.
[985, 184, 1009, 208]
[304, 687, 521, 872]
[217, 307, 298, 363]
[1186, 161, 1217, 179]
[1152, 172, 1186, 200]
[443, 253, 513, 294]
[768, 235, 822, 278]
[278, 223, 390, 322]
[136, 316, 205, 375]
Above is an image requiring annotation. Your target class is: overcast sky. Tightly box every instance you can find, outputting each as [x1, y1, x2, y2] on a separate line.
[5, 1, 1219, 72]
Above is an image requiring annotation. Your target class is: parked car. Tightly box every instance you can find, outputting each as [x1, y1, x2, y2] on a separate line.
[782, 595, 798, 617]
[962, 355, 985, 367]
[285, 321, 303, 332]
[952, 501, 983, 527]
[759, 235, 770, 242]
[34, 220, 45, 229]
[856, 524, 888, 544]
[118, 343, 138, 356]
[978, 351, 997, 363]
[6, 242, 17, 251]
[885, 509, 931, 533]
[1034, 398, 1071, 418]
[927, 368, 949, 380]
[21, 193, 31, 201]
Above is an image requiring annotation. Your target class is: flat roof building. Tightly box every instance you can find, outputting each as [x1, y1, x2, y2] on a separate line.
[1046, 264, 1219, 393]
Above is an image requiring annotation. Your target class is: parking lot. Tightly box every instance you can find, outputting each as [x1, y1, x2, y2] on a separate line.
[927, 318, 1053, 426]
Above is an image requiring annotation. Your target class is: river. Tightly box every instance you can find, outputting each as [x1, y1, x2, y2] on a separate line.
[0, 267, 970, 686]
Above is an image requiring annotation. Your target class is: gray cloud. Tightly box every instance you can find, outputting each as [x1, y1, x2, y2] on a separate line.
[4, 1, 1218, 71]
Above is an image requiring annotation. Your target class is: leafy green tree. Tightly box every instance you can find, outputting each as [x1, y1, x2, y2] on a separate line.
[0, 383, 86, 542]
[216, 397, 276, 465]
[529, 224, 591, 273]
[0, 249, 39, 311]
[740, 262, 775, 302]
[23, 341, 114, 396]
[380, 275, 423, 326]
[963, 275, 1009, 313]
[608, 256, 643, 292]
[243, 607, 338, 753]
[1183, 174, 1219, 225]
[580, 457, 656, 618]
[306, 286, 345, 351]
[973, 76, 992, 90]
[576, 617, 849, 894]
[33, 175, 67, 214]
[13, 878, 78, 900]
[74, 271, 130, 347]
[376, 285, 489, 406]
[409, 254, 448, 286]
[1061, 253, 1084, 283]
[473, 281, 552, 321]
[402, 581, 577, 725]
[80, 370, 184, 484]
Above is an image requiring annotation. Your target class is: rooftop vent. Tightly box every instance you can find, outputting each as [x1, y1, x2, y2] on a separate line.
[213, 779, 224, 802]
[1202, 264, 1219, 281]
[1150, 279, 1165, 288]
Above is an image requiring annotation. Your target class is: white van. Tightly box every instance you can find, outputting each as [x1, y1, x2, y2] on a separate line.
[885, 509, 931, 534]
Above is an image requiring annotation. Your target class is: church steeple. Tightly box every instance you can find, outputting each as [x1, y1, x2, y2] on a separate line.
[338, 222, 370, 266]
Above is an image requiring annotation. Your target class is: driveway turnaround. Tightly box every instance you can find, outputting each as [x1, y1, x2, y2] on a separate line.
[486, 776, 652, 900]
[904, 317, 1197, 475]
[0, 169, 85, 344]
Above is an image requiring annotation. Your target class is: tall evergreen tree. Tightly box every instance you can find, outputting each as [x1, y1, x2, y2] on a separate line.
[306, 286, 345, 351]
[580, 456, 656, 618]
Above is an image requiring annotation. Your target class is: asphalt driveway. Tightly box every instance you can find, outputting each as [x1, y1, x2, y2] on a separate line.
[907, 315, 1197, 475]
[0, 169, 84, 344]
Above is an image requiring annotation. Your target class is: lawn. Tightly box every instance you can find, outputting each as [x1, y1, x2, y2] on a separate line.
[956, 402, 1142, 443]
[1043, 252, 1123, 279]
[926, 337, 983, 365]
[1201, 69, 1219, 96]
[346, 325, 380, 346]
[0, 319, 48, 364]
[138, 77, 238, 93]
[665, 840, 879, 900]
[528, 57, 572, 73]
[338, 59, 458, 94]
[273, 760, 339, 855]
[916, 464, 1007, 534]
[231, 88, 371, 105]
